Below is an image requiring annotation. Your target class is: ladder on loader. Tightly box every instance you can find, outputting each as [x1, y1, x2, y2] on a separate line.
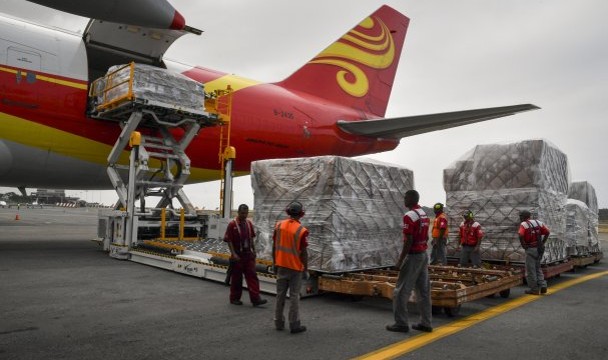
[90, 63, 221, 258]
[211, 85, 235, 218]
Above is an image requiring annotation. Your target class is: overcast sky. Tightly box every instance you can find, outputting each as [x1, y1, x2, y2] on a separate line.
[2, 0, 607, 209]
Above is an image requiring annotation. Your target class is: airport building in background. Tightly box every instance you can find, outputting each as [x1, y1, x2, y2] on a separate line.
[31, 189, 79, 205]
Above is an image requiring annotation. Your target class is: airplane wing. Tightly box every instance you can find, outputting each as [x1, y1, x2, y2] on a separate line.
[337, 104, 540, 139]
[25, 0, 202, 80]
[26, 0, 196, 31]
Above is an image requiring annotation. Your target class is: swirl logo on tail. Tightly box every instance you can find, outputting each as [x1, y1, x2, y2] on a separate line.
[309, 16, 395, 97]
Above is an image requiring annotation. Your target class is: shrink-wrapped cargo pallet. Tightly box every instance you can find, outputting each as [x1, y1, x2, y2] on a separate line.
[569, 182, 599, 213]
[444, 139, 569, 193]
[251, 156, 414, 273]
[94, 63, 206, 113]
[565, 199, 590, 256]
[444, 139, 569, 264]
[568, 181, 601, 253]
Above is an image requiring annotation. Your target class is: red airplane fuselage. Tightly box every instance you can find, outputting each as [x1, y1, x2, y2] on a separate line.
[0, 6, 406, 189]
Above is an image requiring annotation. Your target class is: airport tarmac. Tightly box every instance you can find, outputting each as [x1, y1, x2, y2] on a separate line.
[1, 207, 607, 360]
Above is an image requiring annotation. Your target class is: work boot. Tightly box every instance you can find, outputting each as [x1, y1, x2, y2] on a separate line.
[386, 324, 409, 333]
[252, 298, 268, 307]
[525, 289, 540, 295]
[290, 326, 307, 334]
[230, 300, 243, 305]
[274, 319, 285, 331]
[411, 323, 433, 333]
[541, 287, 548, 294]
[290, 321, 307, 334]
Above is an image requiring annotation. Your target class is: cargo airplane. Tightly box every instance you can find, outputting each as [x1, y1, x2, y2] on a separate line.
[0, 1, 538, 191]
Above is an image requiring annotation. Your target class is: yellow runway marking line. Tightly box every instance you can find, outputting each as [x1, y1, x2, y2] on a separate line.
[354, 270, 608, 360]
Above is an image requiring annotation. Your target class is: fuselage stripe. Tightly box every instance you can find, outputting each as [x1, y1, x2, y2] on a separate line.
[203, 74, 261, 93]
[36, 74, 88, 89]
[0, 65, 87, 90]
[0, 111, 243, 183]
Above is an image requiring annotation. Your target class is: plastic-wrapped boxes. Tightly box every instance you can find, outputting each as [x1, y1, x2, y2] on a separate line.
[94, 63, 205, 113]
[565, 199, 590, 256]
[443, 139, 570, 263]
[568, 181, 601, 253]
[251, 156, 414, 273]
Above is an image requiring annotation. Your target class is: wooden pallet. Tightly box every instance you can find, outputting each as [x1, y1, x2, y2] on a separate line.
[317, 266, 522, 313]
[428, 266, 522, 307]
[594, 252, 604, 263]
[571, 255, 597, 268]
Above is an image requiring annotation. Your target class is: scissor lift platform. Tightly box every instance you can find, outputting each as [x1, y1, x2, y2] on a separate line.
[91, 62, 223, 258]
[92, 98, 219, 128]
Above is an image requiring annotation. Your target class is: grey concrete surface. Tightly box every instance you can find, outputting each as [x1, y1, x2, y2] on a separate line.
[1, 207, 607, 360]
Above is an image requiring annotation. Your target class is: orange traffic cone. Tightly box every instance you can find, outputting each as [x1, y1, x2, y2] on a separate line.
[15, 214, 20, 220]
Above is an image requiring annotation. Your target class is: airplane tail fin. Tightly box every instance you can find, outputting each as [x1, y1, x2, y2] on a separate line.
[277, 5, 409, 117]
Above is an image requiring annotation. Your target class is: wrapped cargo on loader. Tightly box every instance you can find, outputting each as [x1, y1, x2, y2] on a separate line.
[565, 199, 590, 256]
[91, 63, 206, 114]
[568, 181, 601, 253]
[251, 156, 414, 273]
[443, 139, 570, 263]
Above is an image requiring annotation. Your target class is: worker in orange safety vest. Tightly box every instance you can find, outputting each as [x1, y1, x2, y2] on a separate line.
[430, 203, 448, 265]
[272, 201, 309, 334]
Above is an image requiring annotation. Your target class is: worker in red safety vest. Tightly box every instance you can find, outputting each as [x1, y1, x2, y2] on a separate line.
[224, 204, 267, 307]
[430, 203, 448, 265]
[518, 210, 550, 295]
[458, 210, 484, 267]
[272, 201, 309, 334]
[386, 190, 433, 333]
